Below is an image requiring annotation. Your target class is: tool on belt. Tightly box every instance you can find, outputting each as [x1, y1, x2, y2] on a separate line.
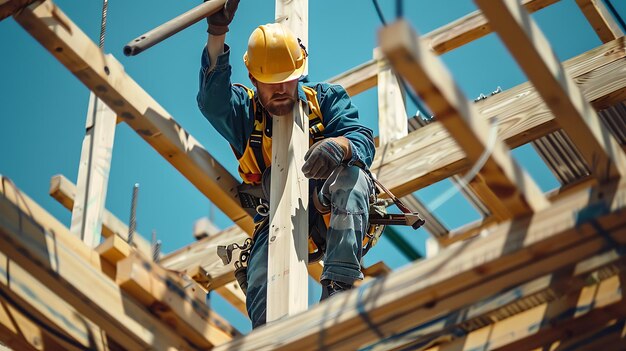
[217, 169, 426, 296]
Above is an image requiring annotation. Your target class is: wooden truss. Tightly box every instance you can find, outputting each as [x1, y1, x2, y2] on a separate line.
[2, 0, 626, 349]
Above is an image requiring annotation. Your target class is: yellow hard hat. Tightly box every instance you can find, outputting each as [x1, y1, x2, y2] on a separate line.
[243, 23, 307, 84]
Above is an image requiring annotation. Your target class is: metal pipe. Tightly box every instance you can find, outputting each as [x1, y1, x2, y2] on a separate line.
[123, 0, 226, 56]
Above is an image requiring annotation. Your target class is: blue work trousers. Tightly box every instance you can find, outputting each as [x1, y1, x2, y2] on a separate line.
[246, 165, 373, 328]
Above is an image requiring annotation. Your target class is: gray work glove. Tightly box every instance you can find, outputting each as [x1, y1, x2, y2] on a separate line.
[206, 0, 240, 36]
[302, 138, 346, 180]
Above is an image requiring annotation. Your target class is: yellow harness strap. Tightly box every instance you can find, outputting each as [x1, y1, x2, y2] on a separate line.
[233, 84, 324, 185]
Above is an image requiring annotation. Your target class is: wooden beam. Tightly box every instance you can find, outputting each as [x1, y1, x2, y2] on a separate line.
[375, 48, 408, 146]
[362, 248, 626, 350]
[212, 177, 626, 351]
[0, 251, 108, 351]
[546, 319, 626, 351]
[327, 0, 561, 96]
[371, 36, 626, 198]
[0, 179, 195, 350]
[30, 0, 326, 280]
[380, 19, 549, 218]
[267, 0, 310, 322]
[0, 298, 60, 351]
[13, 0, 254, 236]
[116, 252, 237, 348]
[267, 102, 310, 321]
[0, 0, 37, 20]
[475, 0, 626, 181]
[50, 174, 152, 259]
[426, 275, 626, 351]
[69, 93, 117, 248]
[576, 0, 625, 43]
[328, 60, 378, 96]
[51, 174, 250, 315]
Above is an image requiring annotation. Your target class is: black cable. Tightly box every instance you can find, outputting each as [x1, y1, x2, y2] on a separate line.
[605, 0, 626, 33]
[371, 0, 387, 26]
[370, 0, 432, 120]
[396, 0, 403, 19]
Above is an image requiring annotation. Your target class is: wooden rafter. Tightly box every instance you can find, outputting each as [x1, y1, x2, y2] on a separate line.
[0, 251, 109, 351]
[212, 176, 626, 351]
[367, 249, 626, 350]
[0, 298, 64, 351]
[424, 275, 626, 351]
[13, 0, 254, 236]
[0, 180, 195, 350]
[50, 175, 152, 258]
[16, 0, 328, 278]
[50, 174, 249, 314]
[576, 0, 625, 43]
[380, 19, 548, 219]
[475, 0, 626, 181]
[328, 0, 562, 96]
[371, 36, 626, 198]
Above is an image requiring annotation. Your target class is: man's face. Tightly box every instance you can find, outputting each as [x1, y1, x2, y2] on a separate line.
[251, 76, 298, 116]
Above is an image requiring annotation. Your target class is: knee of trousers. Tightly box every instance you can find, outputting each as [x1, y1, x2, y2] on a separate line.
[327, 165, 372, 214]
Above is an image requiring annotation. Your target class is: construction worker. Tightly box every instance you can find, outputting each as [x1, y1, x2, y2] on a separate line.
[197, 1, 375, 328]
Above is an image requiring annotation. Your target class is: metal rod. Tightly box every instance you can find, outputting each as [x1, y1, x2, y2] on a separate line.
[99, 0, 108, 49]
[152, 229, 161, 262]
[123, 0, 226, 56]
[127, 183, 139, 244]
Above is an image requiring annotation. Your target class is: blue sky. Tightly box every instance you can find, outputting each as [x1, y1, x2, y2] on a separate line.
[1, 0, 624, 334]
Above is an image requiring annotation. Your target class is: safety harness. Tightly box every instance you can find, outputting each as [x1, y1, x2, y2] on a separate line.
[218, 84, 425, 294]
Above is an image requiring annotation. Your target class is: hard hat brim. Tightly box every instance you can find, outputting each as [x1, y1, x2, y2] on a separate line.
[247, 57, 307, 84]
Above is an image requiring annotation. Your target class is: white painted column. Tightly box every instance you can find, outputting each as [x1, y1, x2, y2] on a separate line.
[70, 92, 117, 248]
[267, 0, 309, 322]
[375, 48, 408, 146]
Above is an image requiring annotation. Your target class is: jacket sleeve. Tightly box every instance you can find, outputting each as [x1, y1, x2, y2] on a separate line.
[317, 83, 376, 168]
[196, 44, 254, 155]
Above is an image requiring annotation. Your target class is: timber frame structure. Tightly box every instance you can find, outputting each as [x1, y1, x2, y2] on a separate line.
[2, 0, 626, 350]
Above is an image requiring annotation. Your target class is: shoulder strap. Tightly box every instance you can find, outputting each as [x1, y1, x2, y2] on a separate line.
[302, 85, 325, 143]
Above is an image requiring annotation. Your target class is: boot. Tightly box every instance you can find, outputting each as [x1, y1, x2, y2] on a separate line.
[320, 279, 353, 301]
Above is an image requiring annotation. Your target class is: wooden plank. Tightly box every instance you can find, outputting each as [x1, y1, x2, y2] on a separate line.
[0, 299, 56, 351]
[380, 19, 549, 218]
[32, 0, 326, 279]
[50, 174, 152, 259]
[69, 93, 116, 248]
[327, 0, 561, 96]
[96, 234, 131, 266]
[328, 60, 378, 96]
[475, 0, 626, 181]
[0, 0, 37, 20]
[426, 275, 626, 351]
[160, 225, 248, 289]
[13, 0, 254, 236]
[375, 48, 407, 146]
[267, 0, 310, 322]
[267, 83, 310, 320]
[116, 252, 237, 348]
[0, 179, 195, 350]
[0, 251, 108, 351]
[547, 319, 626, 351]
[576, 0, 625, 43]
[362, 248, 626, 350]
[211, 177, 626, 351]
[371, 36, 626, 198]
[215, 283, 247, 315]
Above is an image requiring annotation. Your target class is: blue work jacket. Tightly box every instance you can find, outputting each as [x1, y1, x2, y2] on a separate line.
[197, 45, 375, 170]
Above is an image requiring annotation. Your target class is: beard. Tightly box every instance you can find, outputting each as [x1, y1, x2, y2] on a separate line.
[262, 94, 297, 116]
